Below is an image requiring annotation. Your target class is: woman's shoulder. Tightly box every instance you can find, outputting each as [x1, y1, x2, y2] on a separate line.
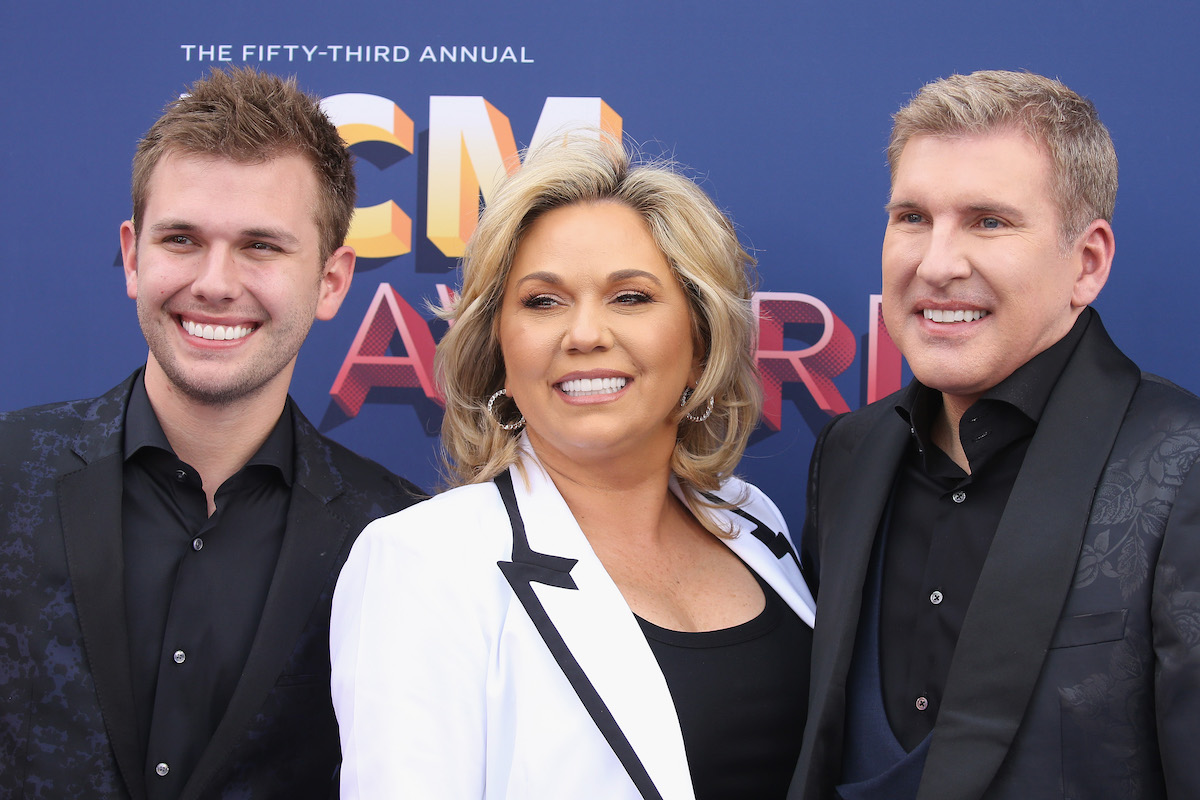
[336, 479, 521, 617]
[354, 479, 511, 555]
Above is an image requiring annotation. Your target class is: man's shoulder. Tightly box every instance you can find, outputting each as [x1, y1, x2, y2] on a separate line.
[820, 388, 907, 451]
[0, 376, 135, 468]
[309, 426, 424, 495]
[1, 390, 116, 429]
[1116, 372, 1200, 471]
[288, 403, 425, 517]
[1132, 371, 1200, 417]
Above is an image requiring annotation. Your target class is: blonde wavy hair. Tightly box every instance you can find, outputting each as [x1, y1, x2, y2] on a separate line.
[435, 134, 761, 533]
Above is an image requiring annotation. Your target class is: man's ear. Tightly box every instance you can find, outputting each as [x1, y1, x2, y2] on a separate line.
[120, 220, 139, 300]
[1071, 219, 1115, 308]
[315, 245, 356, 321]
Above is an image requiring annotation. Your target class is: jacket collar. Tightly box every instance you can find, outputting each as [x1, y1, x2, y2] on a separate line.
[60, 372, 146, 800]
[183, 399, 350, 800]
[917, 312, 1141, 799]
[795, 404, 911, 800]
[61, 371, 353, 800]
[793, 312, 1142, 800]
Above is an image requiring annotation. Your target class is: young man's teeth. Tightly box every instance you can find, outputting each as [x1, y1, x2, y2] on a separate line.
[559, 377, 627, 396]
[924, 309, 988, 323]
[182, 319, 253, 341]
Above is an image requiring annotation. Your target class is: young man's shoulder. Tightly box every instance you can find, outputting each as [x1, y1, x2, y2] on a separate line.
[0, 375, 135, 469]
[289, 402, 426, 514]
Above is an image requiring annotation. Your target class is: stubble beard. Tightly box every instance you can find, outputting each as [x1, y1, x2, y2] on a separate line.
[138, 301, 313, 407]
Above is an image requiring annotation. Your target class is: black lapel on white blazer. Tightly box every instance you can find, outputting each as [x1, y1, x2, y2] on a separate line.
[704, 492, 803, 571]
[918, 314, 1141, 800]
[494, 470, 665, 800]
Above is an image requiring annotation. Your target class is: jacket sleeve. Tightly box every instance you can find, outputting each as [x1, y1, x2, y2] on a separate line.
[330, 509, 493, 799]
[1154, 462, 1200, 797]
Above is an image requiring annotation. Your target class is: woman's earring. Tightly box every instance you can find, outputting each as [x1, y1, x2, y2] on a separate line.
[487, 388, 525, 431]
[680, 387, 714, 423]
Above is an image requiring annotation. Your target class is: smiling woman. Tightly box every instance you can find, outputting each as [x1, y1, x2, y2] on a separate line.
[329, 135, 816, 799]
[497, 202, 700, 477]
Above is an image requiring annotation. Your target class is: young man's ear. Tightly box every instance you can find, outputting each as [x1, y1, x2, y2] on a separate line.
[315, 245, 356, 321]
[121, 220, 140, 300]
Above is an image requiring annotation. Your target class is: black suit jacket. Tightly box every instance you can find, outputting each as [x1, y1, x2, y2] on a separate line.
[790, 313, 1200, 799]
[0, 371, 423, 799]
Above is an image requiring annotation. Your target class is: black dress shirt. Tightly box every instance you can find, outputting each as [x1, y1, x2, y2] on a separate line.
[122, 375, 292, 797]
[879, 310, 1091, 751]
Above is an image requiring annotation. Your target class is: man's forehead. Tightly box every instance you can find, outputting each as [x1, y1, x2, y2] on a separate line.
[139, 150, 322, 239]
[890, 130, 1053, 195]
[149, 148, 309, 181]
[142, 150, 319, 204]
[895, 128, 1047, 169]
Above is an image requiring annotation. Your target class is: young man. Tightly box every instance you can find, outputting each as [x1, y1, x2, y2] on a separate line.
[792, 70, 1200, 799]
[0, 67, 423, 799]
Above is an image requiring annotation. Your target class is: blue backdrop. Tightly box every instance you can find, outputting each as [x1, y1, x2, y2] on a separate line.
[3, 0, 1198, 534]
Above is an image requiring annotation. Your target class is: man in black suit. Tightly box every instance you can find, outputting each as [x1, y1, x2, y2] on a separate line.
[0, 67, 422, 798]
[791, 70, 1200, 799]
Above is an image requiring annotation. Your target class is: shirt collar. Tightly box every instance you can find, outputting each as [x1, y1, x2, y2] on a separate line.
[122, 369, 296, 486]
[123, 371, 172, 459]
[896, 307, 1093, 437]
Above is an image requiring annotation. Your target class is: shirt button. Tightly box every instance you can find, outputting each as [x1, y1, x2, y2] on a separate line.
[175, 469, 187, 481]
[915, 696, 929, 711]
[173, 650, 186, 664]
[155, 762, 170, 777]
[192, 537, 204, 551]
[930, 590, 944, 605]
[952, 490, 967, 504]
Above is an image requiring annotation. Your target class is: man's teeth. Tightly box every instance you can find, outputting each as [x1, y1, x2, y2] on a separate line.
[559, 377, 627, 396]
[182, 319, 254, 341]
[924, 309, 988, 323]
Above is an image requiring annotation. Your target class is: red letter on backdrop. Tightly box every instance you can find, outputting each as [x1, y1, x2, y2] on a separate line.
[754, 292, 855, 430]
[866, 293, 903, 403]
[330, 283, 442, 416]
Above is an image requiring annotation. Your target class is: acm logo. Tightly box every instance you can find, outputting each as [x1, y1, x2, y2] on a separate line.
[322, 94, 901, 433]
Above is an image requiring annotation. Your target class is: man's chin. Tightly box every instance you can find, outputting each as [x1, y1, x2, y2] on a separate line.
[159, 364, 274, 407]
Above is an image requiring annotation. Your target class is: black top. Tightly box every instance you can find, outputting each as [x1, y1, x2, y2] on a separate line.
[122, 375, 293, 797]
[637, 569, 812, 799]
[879, 310, 1089, 751]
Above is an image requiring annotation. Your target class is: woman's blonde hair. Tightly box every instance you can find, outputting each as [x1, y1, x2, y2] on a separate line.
[435, 134, 761, 533]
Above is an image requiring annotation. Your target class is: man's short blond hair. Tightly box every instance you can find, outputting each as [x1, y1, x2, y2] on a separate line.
[889, 70, 1117, 247]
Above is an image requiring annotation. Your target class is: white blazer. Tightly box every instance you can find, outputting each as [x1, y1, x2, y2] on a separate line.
[331, 444, 815, 799]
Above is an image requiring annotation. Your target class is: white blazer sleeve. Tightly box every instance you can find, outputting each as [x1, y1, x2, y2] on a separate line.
[331, 508, 495, 799]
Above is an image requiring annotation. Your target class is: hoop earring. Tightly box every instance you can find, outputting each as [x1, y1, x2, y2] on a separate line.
[680, 388, 715, 423]
[487, 388, 525, 431]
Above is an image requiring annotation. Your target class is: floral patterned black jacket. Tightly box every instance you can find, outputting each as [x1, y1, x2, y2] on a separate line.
[792, 311, 1200, 800]
[0, 370, 423, 799]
